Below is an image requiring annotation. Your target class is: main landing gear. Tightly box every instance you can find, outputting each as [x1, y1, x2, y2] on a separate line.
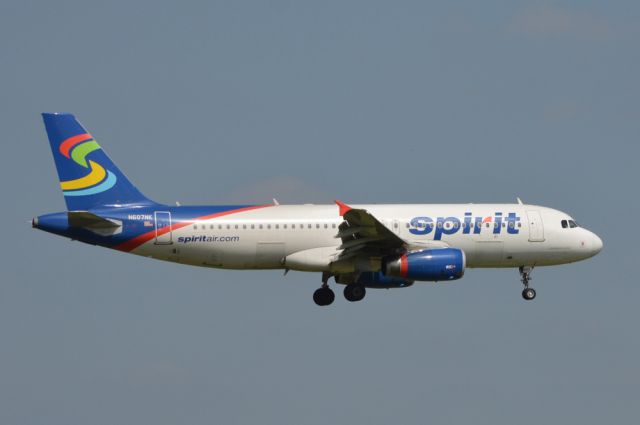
[343, 284, 366, 302]
[313, 272, 335, 306]
[520, 266, 536, 301]
[313, 273, 367, 306]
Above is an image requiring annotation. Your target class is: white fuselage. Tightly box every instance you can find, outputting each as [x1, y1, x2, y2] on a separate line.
[132, 203, 603, 272]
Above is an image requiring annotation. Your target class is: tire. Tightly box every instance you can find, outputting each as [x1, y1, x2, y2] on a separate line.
[344, 284, 366, 302]
[522, 288, 536, 301]
[325, 288, 335, 305]
[313, 287, 335, 306]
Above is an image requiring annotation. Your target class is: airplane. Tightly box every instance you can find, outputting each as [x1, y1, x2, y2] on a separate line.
[32, 113, 603, 305]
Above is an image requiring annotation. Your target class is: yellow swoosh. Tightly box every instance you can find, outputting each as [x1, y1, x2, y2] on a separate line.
[60, 160, 107, 191]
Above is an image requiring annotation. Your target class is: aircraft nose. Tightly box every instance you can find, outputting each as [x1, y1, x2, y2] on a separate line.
[591, 232, 604, 255]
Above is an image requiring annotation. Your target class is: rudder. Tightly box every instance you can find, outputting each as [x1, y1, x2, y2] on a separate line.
[42, 113, 156, 210]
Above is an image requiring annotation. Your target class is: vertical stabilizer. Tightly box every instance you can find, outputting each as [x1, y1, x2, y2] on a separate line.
[42, 113, 156, 210]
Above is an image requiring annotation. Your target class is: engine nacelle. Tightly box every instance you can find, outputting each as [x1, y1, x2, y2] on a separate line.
[384, 248, 465, 282]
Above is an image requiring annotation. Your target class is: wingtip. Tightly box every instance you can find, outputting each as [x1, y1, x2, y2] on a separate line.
[42, 112, 75, 118]
[335, 200, 352, 216]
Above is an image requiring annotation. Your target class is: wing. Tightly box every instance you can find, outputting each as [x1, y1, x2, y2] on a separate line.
[334, 200, 406, 260]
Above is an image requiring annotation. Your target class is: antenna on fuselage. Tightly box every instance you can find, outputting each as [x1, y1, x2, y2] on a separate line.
[516, 197, 524, 205]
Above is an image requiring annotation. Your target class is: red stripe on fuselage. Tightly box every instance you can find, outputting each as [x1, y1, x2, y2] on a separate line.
[60, 133, 92, 158]
[114, 205, 272, 252]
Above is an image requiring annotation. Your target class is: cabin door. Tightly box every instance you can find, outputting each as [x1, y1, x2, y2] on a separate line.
[154, 211, 173, 245]
[526, 210, 545, 242]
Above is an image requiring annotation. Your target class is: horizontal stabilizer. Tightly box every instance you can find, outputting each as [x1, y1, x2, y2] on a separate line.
[68, 211, 122, 236]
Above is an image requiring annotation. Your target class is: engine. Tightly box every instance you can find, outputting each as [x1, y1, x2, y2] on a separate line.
[383, 248, 465, 282]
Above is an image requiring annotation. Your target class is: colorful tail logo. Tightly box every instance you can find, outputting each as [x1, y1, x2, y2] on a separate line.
[58, 133, 117, 197]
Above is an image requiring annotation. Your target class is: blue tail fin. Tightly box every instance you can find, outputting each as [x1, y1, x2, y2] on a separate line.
[42, 113, 156, 210]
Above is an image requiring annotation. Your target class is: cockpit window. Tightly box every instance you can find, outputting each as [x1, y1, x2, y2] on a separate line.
[561, 219, 580, 229]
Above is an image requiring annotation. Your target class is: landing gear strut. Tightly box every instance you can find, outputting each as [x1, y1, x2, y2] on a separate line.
[520, 266, 536, 301]
[313, 272, 335, 306]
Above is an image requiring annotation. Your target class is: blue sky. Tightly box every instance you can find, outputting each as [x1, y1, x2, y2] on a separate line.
[1, 1, 638, 424]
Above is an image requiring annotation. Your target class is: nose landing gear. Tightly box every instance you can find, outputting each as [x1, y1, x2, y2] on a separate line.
[520, 266, 536, 301]
[522, 287, 536, 300]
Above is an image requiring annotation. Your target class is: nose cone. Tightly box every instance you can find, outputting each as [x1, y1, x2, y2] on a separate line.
[591, 232, 604, 255]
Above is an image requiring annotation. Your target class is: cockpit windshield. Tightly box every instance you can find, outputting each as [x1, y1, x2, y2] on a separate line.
[561, 219, 579, 229]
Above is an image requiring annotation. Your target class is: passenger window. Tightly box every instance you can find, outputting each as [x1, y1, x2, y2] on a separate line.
[324, 223, 328, 229]
[275, 224, 279, 229]
[243, 224, 247, 229]
[561, 220, 568, 229]
[485, 223, 490, 228]
[267, 224, 271, 229]
[283, 224, 287, 229]
[316, 224, 320, 229]
[226, 224, 230, 229]
[218, 224, 222, 230]
[308, 224, 312, 229]
[251, 224, 255, 229]
[292, 224, 296, 229]
[193, 225, 197, 229]
[332, 223, 337, 229]
[259, 224, 263, 229]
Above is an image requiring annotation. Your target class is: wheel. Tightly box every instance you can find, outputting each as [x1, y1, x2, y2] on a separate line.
[344, 284, 366, 302]
[522, 287, 536, 301]
[325, 288, 335, 305]
[313, 287, 335, 306]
